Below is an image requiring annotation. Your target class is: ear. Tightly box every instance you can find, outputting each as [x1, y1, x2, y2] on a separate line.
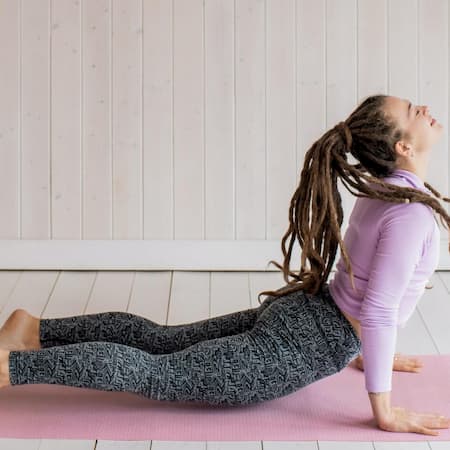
[394, 140, 413, 158]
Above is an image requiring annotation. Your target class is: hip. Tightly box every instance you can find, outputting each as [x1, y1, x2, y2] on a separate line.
[254, 283, 362, 368]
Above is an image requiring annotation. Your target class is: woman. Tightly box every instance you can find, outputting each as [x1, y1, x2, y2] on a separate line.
[0, 94, 449, 436]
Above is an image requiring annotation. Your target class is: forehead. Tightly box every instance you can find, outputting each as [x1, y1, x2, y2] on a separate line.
[385, 96, 409, 122]
[387, 96, 408, 110]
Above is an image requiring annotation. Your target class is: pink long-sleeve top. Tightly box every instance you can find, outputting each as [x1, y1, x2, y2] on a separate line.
[328, 168, 440, 393]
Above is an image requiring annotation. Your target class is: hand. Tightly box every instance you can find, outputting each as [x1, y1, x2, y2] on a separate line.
[353, 353, 424, 373]
[392, 353, 424, 373]
[354, 354, 364, 371]
[378, 406, 450, 436]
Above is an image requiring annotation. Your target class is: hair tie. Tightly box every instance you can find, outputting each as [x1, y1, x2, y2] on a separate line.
[334, 121, 352, 152]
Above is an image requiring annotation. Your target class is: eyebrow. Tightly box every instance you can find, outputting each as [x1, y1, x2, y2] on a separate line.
[408, 101, 412, 117]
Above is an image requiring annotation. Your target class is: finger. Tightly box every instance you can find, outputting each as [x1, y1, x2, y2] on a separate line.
[395, 362, 420, 373]
[422, 422, 449, 430]
[431, 423, 450, 429]
[397, 359, 423, 372]
[424, 416, 450, 428]
[409, 361, 423, 372]
[396, 355, 421, 363]
[399, 356, 422, 366]
[410, 411, 445, 418]
[413, 425, 439, 436]
[407, 360, 423, 367]
[418, 415, 450, 429]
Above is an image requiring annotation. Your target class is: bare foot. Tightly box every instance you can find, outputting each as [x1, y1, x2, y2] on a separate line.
[0, 348, 11, 388]
[0, 309, 41, 351]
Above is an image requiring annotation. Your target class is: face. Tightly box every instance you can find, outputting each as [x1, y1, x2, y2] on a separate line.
[383, 96, 444, 159]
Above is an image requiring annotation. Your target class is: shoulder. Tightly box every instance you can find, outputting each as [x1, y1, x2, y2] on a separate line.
[361, 177, 438, 243]
[383, 200, 433, 216]
[381, 201, 435, 238]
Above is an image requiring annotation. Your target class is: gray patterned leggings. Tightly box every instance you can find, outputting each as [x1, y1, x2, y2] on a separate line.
[8, 283, 361, 406]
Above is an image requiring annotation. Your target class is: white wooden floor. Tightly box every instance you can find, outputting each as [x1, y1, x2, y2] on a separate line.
[0, 269, 449, 449]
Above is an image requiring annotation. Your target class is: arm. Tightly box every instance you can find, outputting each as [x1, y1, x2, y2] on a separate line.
[358, 203, 430, 426]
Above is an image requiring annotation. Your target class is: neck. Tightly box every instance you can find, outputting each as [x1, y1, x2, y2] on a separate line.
[395, 158, 429, 183]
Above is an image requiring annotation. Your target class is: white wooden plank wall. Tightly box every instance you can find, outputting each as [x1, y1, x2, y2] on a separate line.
[0, 0, 448, 244]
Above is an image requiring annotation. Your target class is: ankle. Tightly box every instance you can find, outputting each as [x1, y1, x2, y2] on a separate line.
[30, 316, 41, 349]
[0, 349, 11, 387]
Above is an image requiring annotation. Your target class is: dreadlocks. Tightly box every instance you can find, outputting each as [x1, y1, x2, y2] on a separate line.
[257, 94, 450, 305]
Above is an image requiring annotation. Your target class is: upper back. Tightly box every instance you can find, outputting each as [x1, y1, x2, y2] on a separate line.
[328, 168, 440, 327]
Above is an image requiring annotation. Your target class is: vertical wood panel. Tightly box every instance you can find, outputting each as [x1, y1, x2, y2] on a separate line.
[235, 0, 266, 239]
[205, 0, 235, 239]
[173, 0, 204, 238]
[297, 0, 326, 185]
[83, 0, 112, 239]
[22, 0, 51, 239]
[358, 0, 387, 97]
[0, 0, 19, 238]
[266, 0, 296, 240]
[143, 0, 173, 239]
[51, 0, 82, 238]
[112, 0, 142, 238]
[388, 1, 418, 103]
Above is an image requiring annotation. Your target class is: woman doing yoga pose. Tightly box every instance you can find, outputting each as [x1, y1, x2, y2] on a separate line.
[0, 94, 449, 436]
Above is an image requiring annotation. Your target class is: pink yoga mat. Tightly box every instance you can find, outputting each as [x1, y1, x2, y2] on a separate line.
[0, 354, 449, 442]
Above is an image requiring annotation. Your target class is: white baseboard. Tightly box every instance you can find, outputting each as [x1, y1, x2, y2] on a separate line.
[0, 239, 448, 271]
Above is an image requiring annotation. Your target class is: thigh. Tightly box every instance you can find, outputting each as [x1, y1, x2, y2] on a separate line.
[155, 295, 348, 406]
[151, 328, 295, 406]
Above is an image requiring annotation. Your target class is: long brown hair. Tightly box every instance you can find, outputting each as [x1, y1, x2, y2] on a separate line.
[257, 94, 450, 304]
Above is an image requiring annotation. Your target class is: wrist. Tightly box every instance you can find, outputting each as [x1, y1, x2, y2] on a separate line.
[368, 390, 392, 424]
